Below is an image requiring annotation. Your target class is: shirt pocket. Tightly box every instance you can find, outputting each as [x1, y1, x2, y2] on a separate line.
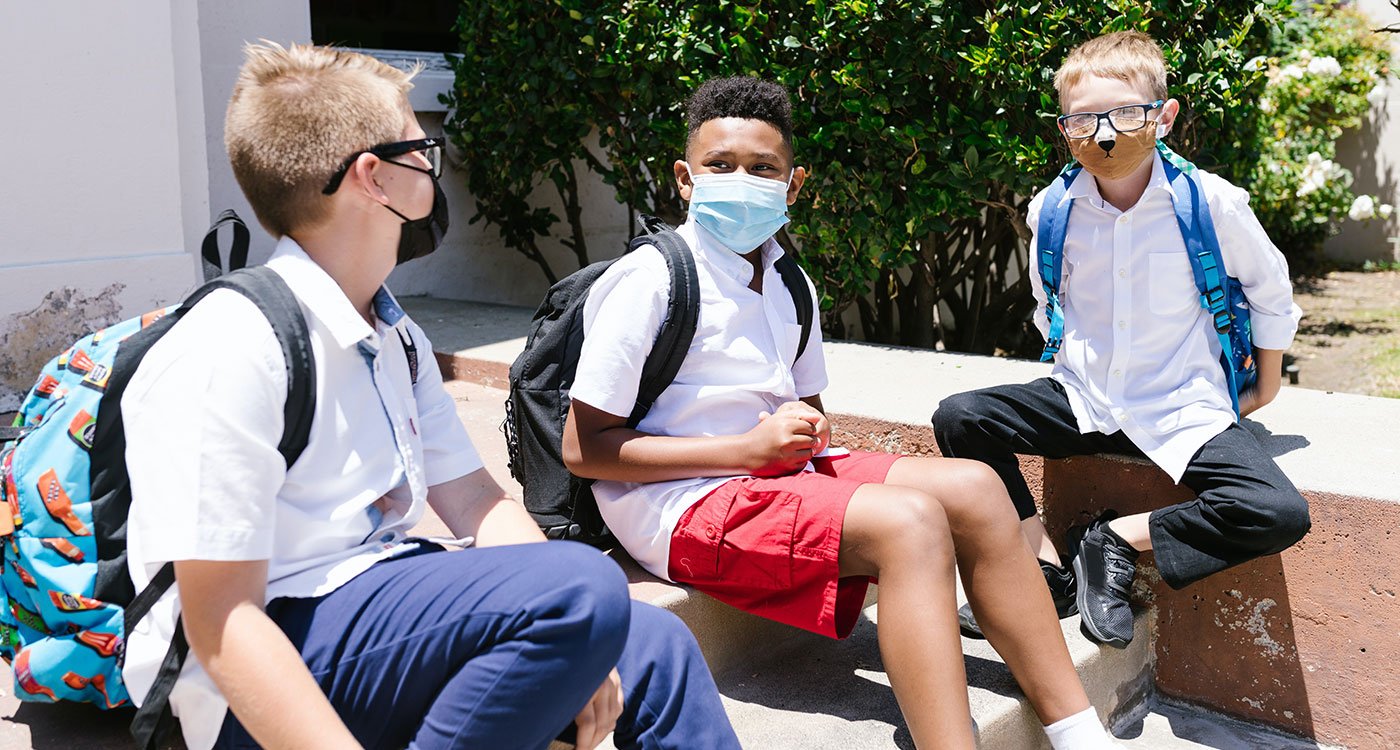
[1147, 252, 1198, 317]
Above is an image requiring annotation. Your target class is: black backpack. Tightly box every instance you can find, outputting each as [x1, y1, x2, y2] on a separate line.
[502, 215, 814, 546]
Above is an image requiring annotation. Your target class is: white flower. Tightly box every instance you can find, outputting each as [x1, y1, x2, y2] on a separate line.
[1281, 64, 1306, 80]
[1368, 84, 1388, 105]
[1297, 152, 1333, 197]
[1307, 56, 1343, 78]
[1297, 49, 1314, 63]
[1381, 203, 1395, 219]
[1244, 56, 1269, 72]
[1260, 97, 1275, 113]
[1349, 194, 1376, 221]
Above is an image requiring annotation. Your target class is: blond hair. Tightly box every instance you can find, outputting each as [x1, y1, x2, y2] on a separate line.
[1054, 31, 1168, 110]
[224, 42, 418, 237]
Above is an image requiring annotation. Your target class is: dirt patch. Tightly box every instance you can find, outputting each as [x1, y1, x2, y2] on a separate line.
[1289, 270, 1400, 398]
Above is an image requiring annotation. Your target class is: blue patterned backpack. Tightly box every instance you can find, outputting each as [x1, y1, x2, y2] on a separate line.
[1036, 142, 1257, 415]
[0, 211, 315, 748]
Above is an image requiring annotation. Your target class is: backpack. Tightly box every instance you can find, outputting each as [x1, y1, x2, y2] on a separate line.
[1036, 142, 1257, 416]
[503, 215, 815, 546]
[0, 210, 316, 750]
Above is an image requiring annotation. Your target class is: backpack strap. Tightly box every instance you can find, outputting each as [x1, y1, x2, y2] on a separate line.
[116, 264, 317, 750]
[625, 216, 700, 428]
[1158, 143, 1244, 415]
[774, 253, 815, 362]
[1036, 169, 1079, 363]
[200, 209, 251, 282]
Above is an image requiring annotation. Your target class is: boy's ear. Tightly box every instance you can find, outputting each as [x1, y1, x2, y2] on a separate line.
[1159, 98, 1181, 133]
[673, 159, 693, 201]
[786, 166, 807, 206]
[349, 153, 391, 205]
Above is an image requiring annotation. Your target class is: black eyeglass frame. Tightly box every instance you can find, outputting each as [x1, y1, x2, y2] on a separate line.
[1057, 100, 1165, 140]
[322, 137, 444, 195]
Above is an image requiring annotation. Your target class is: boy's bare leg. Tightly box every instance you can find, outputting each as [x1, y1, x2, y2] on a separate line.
[885, 457, 1093, 726]
[1021, 515, 1063, 564]
[1105, 513, 1152, 550]
[839, 484, 975, 750]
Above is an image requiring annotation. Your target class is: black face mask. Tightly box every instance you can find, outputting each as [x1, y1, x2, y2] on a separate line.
[381, 165, 449, 265]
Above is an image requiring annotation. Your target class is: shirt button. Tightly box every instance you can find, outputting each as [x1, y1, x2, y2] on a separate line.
[1118, 268, 1127, 278]
[1113, 369, 1123, 377]
[1118, 320, 1127, 330]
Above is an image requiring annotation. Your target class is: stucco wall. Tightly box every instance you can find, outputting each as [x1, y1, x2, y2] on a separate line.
[0, 1, 207, 410]
[1328, 0, 1400, 265]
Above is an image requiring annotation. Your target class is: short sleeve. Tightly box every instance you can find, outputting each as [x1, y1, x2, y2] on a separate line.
[123, 291, 287, 564]
[570, 249, 669, 418]
[404, 318, 485, 486]
[1025, 187, 1052, 340]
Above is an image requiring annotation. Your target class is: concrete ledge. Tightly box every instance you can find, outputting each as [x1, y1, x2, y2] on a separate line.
[406, 296, 1400, 750]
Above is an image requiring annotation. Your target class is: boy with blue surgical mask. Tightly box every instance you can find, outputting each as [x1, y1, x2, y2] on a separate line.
[564, 76, 1122, 749]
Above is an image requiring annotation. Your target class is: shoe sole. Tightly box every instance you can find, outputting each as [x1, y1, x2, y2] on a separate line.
[1070, 528, 1131, 650]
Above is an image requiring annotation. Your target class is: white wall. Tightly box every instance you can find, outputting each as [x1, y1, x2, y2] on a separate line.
[1328, 0, 1400, 265]
[0, 1, 207, 409]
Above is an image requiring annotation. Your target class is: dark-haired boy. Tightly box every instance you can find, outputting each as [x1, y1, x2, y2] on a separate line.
[564, 76, 1122, 750]
[120, 42, 737, 750]
[934, 31, 1309, 649]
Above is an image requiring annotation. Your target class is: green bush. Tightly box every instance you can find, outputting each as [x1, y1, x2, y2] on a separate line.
[1245, 2, 1393, 273]
[446, 1, 1292, 354]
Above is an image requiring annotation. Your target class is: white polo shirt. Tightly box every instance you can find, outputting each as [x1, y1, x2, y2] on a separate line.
[1027, 151, 1302, 481]
[121, 237, 483, 750]
[570, 220, 827, 580]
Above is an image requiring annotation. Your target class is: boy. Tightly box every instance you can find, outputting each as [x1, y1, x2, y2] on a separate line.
[120, 42, 738, 750]
[564, 76, 1121, 749]
[933, 31, 1310, 648]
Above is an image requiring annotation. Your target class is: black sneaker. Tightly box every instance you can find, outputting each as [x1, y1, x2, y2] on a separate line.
[1070, 513, 1140, 649]
[957, 558, 1078, 639]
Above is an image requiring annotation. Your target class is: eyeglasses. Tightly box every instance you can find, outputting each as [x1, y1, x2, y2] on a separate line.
[1057, 101, 1165, 140]
[322, 137, 444, 195]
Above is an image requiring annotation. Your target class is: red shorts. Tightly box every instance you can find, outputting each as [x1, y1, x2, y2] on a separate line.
[667, 450, 901, 639]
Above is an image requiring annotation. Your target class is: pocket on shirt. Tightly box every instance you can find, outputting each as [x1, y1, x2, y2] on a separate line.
[1147, 253, 1198, 316]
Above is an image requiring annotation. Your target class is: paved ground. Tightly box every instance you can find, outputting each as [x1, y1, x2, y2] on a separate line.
[1290, 269, 1400, 397]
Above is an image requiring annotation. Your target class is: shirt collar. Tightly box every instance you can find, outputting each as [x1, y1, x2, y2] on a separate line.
[1060, 149, 1174, 208]
[681, 218, 786, 285]
[265, 236, 400, 349]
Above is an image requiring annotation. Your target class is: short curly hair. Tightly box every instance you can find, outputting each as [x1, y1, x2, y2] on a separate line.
[685, 76, 794, 159]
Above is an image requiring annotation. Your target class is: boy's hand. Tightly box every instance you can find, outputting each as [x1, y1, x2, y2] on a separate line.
[574, 668, 624, 749]
[770, 400, 831, 454]
[748, 402, 822, 476]
[1239, 349, 1284, 419]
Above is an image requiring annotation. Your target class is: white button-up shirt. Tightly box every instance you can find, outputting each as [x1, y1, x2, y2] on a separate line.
[1027, 152, 1302, 481]
[571, 220, 827, 580]
[121, 237, 483, 750]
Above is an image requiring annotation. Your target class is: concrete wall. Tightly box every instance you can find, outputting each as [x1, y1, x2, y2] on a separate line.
[0, 1, 207, 410]
[195, 0, 312, 266]
[1328, 0, 1400, 265]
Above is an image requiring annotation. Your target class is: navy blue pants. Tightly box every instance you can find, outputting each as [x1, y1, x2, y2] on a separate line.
[213, 541, 739, 749]
[933, 378, 1311, 589]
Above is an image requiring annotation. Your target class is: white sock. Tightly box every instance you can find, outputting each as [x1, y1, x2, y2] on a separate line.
[1044, 706, 1115, 749]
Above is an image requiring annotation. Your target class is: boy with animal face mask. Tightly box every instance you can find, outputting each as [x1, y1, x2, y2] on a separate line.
[934, 31, 1309, 651]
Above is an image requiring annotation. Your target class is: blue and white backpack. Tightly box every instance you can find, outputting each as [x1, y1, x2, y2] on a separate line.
[0, 211, 316, 749]
[1036, 142, 1257, 416]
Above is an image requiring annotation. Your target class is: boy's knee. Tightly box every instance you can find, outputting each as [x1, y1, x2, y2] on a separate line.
[538, 542, 632, 644]
[1267, 491, 1311, 549]
[877, 490, 955, 562]
[931, 391, 984, 442]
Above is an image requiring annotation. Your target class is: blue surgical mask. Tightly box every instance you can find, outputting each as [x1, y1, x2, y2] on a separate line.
[685, 165, 793, 253]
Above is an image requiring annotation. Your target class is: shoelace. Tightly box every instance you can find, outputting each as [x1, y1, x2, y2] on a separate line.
[1101, 540, 1137, 598]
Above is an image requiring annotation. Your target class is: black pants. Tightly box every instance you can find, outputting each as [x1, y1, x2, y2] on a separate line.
[932, 378, 1311, 589]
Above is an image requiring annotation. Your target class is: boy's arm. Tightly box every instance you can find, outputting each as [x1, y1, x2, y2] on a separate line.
[426, 468, 546, 546]
[1239, 348, 1284, 417]
[563, 399, 820, 483]
[1025, 191, 1052, 339]
[176, 559, 361, 750]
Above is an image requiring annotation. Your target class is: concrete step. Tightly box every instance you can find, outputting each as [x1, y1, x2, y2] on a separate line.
[1111, 697, 1340, 749]
[716, 590, 1154, 750]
